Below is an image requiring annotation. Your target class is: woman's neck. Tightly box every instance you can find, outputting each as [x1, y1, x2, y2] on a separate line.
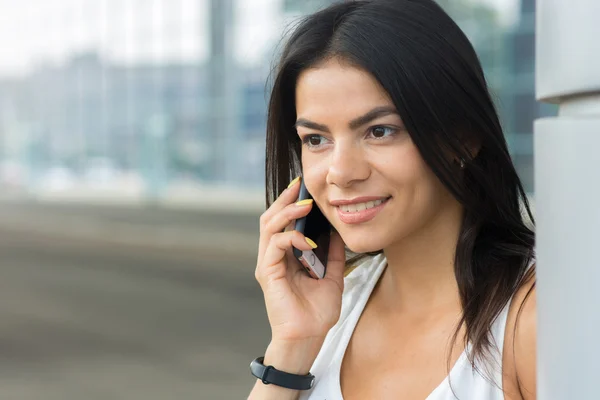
[375, 202, 464, 317]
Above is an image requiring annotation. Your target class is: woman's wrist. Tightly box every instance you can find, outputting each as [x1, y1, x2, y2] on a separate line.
[263, 337, 324, 375]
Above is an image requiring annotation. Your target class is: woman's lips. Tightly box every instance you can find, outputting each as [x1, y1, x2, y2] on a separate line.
[336, 197, 391, 224]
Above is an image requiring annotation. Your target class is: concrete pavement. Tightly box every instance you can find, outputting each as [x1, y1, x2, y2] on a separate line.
[0, 227, 268, 399]
[0, 199, 262, 259]
[0, 188, 535, 399]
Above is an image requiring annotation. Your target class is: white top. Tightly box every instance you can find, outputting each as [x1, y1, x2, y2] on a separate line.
[299, 253, 520, 400]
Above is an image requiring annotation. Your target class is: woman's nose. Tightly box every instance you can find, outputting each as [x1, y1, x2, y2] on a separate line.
[326, 145, 370, 188]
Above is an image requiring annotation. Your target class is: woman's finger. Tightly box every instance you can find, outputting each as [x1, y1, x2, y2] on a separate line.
[259, 176, 302, 234]
[264, 199, 313, 234]
[258, 193, 312, 267]
[257, 230, 317, 282]
[283, 220, 295, 232]
[256, 177, 302, 266]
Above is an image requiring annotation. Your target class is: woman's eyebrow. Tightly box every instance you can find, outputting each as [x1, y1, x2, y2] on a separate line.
[294, 106, 399, 133]
[347, 106, 399, 130]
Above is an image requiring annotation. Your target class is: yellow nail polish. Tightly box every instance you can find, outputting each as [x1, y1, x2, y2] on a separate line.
[305, 237, 318, 249]
[287, 176, 301, 189]
[295, 199, 313, 207]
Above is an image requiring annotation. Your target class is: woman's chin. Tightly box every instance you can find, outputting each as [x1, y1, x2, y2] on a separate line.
[344, 241, 384, 255]
[337, 228, 390, 254]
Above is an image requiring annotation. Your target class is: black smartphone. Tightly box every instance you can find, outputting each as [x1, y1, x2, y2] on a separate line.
[292, 180, 332, 279]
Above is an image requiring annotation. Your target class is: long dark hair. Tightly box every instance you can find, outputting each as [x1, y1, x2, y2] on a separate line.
[264, 0, 535, 394]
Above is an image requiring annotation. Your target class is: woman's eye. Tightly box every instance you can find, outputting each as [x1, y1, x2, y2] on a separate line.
[302, 135, 327, 148]
[369, 126, 397, 139]
[301, 127, 397, 148]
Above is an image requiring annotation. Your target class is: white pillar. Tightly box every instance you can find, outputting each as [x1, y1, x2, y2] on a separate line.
[535, 0, 600, 398]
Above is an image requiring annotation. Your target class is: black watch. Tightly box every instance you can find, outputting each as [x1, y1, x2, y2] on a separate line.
[250, 356, 316, 390]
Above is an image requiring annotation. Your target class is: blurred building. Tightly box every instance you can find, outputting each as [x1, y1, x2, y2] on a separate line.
[504, 0, 557, 193]
[0, 54, 209, 185]
[441, 0, 556, 193]
[283, 0, 338, 13]
[0, 0, 553, 195]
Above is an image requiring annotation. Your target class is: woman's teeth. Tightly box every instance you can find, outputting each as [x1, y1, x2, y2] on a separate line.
[338, 198, 387, 213]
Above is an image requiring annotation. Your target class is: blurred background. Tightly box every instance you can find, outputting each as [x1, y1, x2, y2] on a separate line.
[0, 0, 551, 399]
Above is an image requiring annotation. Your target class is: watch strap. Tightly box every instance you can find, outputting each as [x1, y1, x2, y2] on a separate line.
[250, 356, 315, 390]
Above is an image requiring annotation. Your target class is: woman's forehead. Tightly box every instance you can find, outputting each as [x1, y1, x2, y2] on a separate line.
[296, 63, 393, 118]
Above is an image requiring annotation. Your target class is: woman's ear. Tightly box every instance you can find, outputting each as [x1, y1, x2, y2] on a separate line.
[437, 130, 481, 167]
[466, 138, 482, 159]
[458, 131, 482, 163]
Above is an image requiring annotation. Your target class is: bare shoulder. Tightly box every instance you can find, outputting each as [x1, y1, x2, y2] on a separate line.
[502, 264, 537, 400]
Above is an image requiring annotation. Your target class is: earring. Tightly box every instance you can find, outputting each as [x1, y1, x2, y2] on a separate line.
[459, 158, 466, 169]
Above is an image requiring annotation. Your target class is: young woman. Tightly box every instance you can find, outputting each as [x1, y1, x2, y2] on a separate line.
[249, 1, 536, 399]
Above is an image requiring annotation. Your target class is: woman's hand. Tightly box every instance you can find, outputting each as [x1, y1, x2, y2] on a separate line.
[255, 177, 346, 345]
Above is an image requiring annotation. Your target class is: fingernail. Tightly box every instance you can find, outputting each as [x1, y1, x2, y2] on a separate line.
[295, 199, 313, 207]
[305, 237, 318, 249]
[287, 176, 301, 189]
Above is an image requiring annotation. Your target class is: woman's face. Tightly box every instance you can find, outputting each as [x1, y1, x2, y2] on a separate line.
[294, 58, 457, 253]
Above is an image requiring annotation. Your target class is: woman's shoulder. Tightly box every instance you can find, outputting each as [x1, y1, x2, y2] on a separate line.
[502, 261, 537, 400]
